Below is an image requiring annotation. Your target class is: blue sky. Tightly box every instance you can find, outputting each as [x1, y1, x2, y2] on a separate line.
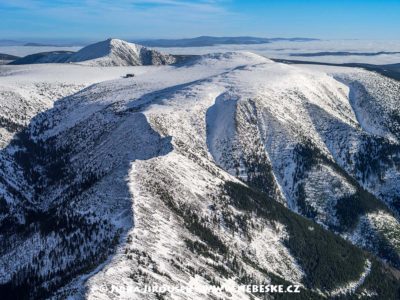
[1, 0, 399, 41]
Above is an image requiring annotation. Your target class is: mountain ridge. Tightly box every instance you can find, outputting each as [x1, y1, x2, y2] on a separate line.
[0, 50, 400, 299]
[10, 38, 176, 66]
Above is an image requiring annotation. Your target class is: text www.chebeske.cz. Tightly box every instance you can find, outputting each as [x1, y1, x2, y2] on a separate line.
[242, 284, 302, 294]
[99, 284, 302, 294]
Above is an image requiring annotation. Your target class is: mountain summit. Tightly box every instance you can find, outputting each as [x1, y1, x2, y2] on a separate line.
[10, 38, 176, 66]
[66, 38, 176, 66]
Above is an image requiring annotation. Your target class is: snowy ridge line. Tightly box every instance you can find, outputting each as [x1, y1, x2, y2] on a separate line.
[0, 50, 400, 298]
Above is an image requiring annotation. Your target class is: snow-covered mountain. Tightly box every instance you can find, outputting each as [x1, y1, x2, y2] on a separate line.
[1, 51, 400, 299]
[66, 38, 176, 66]
[10, 39, 176, 66]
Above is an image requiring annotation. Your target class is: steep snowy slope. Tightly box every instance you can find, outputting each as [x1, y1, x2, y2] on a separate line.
[0, 63, 161, 147]
[1, 52, 400, 299]
[203, 61, 400, 267]
[0, 64, 164, 236]
[10, 39, 176, 67]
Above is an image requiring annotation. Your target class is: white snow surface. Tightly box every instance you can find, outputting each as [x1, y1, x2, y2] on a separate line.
[53, 53, 396, 298]
[1, 50, 400, 299]
[0, 63, 156, 146]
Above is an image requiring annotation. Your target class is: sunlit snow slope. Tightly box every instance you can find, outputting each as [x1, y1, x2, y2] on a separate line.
[0, 50, 400, 299]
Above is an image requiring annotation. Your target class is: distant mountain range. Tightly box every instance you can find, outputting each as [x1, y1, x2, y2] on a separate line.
[0, 36, 319, 48]
[291, 51, 400, 57]
[0, 53, 20, 61]
[134, 36, 319, 47]
[23, 42, 75, 47]
[0, 40, 25, 46]
[0, 40, 81, 47]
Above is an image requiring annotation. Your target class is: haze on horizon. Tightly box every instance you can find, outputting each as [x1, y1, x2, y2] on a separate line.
[1, 0, 400, 42]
